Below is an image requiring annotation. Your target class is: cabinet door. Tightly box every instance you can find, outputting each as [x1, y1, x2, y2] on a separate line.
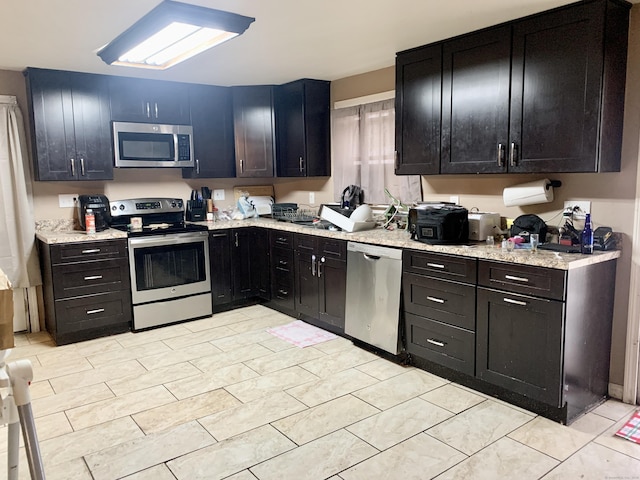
[441, 26, 511, 174]
[70, 73, 114, 180]
[276, 79, 330, 177]
[231, 229, 255, 299]
[209, 230, 233, 306]
[251, 228, 270, 300]
[318, 255, 346, 330]
[109, 77, 190, 124]
[476, 287, 564, 406]
[183, 84, 235, 178]
[294, 234, 319, 319]
[232, 86, 276, 177]
[395, 44, 442, 175]
[509, 2, 605, 173]
[26, 68, 113, 181]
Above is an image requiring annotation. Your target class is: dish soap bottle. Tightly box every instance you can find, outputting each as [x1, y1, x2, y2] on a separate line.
[581, 213, 593, 254]
[85, 208, 96, 235]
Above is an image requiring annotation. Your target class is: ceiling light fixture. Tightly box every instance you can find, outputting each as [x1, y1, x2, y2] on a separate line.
[97, 0, 255, 70]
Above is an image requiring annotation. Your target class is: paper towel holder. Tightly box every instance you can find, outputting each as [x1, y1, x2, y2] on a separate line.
[503, 179, 562, 207]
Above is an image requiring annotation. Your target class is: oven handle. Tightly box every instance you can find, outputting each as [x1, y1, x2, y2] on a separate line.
[128, 232, 208, 247]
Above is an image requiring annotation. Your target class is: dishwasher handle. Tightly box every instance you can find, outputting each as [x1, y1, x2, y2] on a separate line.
[363, 253, 381, 261]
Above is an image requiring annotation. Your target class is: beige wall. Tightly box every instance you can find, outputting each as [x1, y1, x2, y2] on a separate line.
[2, 5, 638, 387]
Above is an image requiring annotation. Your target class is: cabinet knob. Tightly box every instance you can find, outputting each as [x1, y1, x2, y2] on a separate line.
[239, 159, 244, 173]
[311, 254, 317, 276]
[509, 142, 517, 167]
[86, 308, 105, 315]
[235, 232, 239, 247]
[80, 157, 85, 176]
[70, 158, 75, 177]
[299, 156, 304, 173]
[427, 338, 446, 347]
[503, 297, 528, 307]
[83, 275, 103, 281]
[497, 143, 505, 167]
[196, 159, 200, 175]
[426, 296, 445, 304]
[504, 274, 529, 283]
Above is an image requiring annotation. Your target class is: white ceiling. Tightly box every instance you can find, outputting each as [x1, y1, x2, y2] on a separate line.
[2, 0, 635, 86]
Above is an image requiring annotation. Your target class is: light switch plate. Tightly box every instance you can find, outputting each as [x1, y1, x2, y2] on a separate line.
[309, 192, 315, 205]
[213, 189, 225, 201]
[58, 194, 78, 208]
[449, 195, 459, 204]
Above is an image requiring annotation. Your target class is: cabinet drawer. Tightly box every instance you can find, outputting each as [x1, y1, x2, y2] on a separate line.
[54, 291, 132, 335]
[51, 240, 127, 264]
[272, 247, 294, 273]
[403, 250, 477, 283]
[403, 273, 476, 330]
[478, 260, 566, 301]
[318, 238, 347, 261]
[405, 312, 475, 376]
[271, 231, 293, 248]
[52, 258, 130, 299]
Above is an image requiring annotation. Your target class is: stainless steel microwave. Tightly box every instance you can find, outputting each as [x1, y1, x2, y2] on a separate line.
[113, 121, 194, 168]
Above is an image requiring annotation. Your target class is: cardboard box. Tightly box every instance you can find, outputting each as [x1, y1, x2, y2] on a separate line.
[0, 268, 14, 350]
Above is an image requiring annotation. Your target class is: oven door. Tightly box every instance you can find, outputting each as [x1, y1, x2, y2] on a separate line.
[128, 231, 210, 305]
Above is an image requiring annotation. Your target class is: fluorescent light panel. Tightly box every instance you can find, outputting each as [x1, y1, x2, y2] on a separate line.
[97, 1, 254, 70]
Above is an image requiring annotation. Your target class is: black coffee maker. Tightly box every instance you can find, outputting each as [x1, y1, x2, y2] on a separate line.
[77, 194, 111, 231]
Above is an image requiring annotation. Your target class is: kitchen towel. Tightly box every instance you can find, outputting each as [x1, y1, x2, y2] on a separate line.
[615, 410, 640, 444]
[267, 320, 337, 348]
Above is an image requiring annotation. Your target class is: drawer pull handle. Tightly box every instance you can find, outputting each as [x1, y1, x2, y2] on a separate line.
[427, 338, 446, 347]
[279, 289, 288, 295]
[84, 275, 103, 281]
[81, 249, 101, 254]
[277, 237, 287, 242]
[86, 308, 105, 315]
[505, 275, 529, 283]
[426, 263, 446, 269]
[279, 260, 288, 266]
[427, 296, 445, 304]
[503, 298, 528, 306]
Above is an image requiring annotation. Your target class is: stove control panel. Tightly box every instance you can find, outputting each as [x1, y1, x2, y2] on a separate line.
[110, 198, 184, 217]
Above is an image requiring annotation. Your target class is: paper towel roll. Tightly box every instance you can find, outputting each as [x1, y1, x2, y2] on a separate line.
[503, 179, 554, 207]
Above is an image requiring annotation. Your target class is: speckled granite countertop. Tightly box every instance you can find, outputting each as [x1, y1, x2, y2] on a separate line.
[36, 217, 620, 270]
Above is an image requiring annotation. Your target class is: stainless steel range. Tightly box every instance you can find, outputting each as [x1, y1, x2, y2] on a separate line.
[110, 198, 211, 331]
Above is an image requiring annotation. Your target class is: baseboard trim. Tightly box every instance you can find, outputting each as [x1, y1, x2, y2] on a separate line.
[609, 383, 624, 401]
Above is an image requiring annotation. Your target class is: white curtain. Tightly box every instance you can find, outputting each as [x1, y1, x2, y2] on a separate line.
[0, 95, 41, 290]
[331, 98, 421, 204]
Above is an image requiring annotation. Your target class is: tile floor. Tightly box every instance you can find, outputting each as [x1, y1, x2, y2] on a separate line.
[1, 304, 639, 480]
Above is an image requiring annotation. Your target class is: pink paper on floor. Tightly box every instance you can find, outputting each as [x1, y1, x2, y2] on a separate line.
[615, 411, 640, 444]
[267, 320, 337, 348]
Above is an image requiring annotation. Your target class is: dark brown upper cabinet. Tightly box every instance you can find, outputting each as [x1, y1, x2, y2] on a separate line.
[182, 84, 235, 179]
[397, 0, 630, 175]
[232, 85, 276, 178]
[508, 0, 629, 173]
[395, 44, 442, 175]
[441, 26, 511, 174]
[275, 79, 331, 177]
[109, 76, 190, 125]
[25, 68, 113, 181]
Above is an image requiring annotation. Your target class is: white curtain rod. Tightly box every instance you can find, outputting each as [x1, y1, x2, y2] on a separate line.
[333, 90, 395, 110]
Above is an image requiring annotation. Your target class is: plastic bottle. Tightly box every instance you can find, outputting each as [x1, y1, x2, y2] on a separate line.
[85, 209, 96, 235]
[581, 213, 593, 254]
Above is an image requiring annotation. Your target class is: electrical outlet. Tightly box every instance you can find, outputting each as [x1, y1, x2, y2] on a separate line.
[309, 192, 315, 205]
[563, 200, 591, 220]
[58, 194, 79, 208]
[213, 189, 225, 201]
[449, 195, 459, 204]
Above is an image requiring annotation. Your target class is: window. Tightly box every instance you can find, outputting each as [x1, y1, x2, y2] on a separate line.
[331, 98, 421, 204]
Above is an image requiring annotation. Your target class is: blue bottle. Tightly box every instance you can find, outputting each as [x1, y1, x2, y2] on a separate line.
[581, 213, 593, 254]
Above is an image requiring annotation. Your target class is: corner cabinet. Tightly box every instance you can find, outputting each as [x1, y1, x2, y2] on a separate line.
[182, 84, 236, 179]
[232, 86, 276, 178]
[275, 79, 331, 177]
[397, 0, 630, 175]
[25, 68, 114, 181]
[109, 76, 190, 125]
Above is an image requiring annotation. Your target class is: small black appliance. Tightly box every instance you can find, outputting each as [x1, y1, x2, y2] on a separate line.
[409, 203, 469, 244]
[77, 194, 111, 232]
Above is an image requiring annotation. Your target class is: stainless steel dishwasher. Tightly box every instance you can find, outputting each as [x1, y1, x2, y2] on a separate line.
[345, 242, 403, 354]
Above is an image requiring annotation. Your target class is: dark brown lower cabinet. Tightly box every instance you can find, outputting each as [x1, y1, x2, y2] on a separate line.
[38, 239, 132, 345]
[269, 231, 295, 313]
[294, 234, 347, 333]
[476, 287, 564, 406]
